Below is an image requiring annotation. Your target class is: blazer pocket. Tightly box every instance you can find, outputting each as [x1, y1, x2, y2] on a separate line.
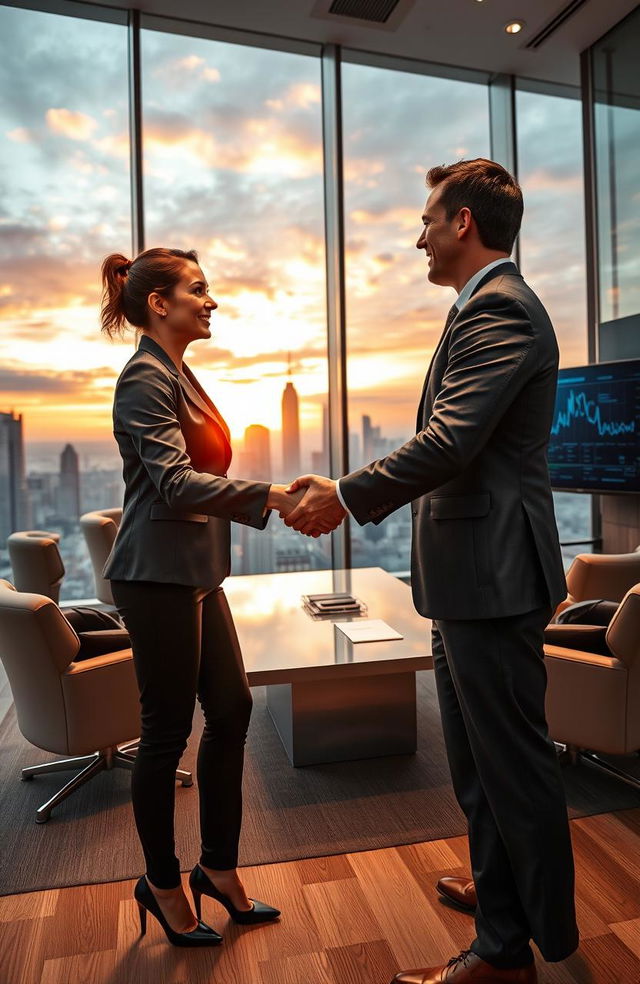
[149, 504, 208, 523]
[429, 492, 491, 520]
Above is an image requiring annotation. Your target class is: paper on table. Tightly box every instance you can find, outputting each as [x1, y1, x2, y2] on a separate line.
[334, 619, 403, 643]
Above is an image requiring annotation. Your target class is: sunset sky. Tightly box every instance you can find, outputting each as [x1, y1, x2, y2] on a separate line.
[1, 4, 591, 467]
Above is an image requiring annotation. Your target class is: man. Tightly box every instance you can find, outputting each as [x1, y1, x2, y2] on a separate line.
[285, 159, 579, 983]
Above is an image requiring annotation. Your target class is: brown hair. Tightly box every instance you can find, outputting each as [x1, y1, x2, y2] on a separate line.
[100, 247, 199, 338]
[426, 159, 523, 254]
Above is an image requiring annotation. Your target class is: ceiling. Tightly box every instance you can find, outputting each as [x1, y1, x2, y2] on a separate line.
[93, 0, 640, 86]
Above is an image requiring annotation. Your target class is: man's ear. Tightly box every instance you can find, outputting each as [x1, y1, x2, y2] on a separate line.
[456, 206, 473, 240]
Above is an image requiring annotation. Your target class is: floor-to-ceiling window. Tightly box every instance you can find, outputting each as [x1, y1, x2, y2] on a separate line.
[0, 4, 131, 598]
[341, 61, 490, 574]
[1, 0, 601, 595]
[140, 24, 330, 574]
[592, 7, 640, 339]
[516, 82, 591, 567]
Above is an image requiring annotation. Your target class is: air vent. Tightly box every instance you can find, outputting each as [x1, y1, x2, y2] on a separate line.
[328, 0, 401, 22]
[311, 0, 417, 30]
[525, 0, 590, 49]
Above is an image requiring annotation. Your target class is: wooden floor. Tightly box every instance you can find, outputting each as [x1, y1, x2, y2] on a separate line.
[1, 808, 640, 984]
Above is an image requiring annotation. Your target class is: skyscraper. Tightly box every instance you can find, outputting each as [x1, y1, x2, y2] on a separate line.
[243, 424, 272, 481]
[58, 443, 80, 521]
[0, 411, 30, 540]
[282, 356, 301, 477]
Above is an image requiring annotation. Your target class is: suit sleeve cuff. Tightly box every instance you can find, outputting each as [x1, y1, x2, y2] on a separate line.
[335, 479, 350, 514]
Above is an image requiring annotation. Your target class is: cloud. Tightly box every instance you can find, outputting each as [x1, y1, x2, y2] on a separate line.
[0, 364, 116, 395]
[6, 127, 31, 143]
[286, 82, 320, 109]
[46, 107, 98, 141]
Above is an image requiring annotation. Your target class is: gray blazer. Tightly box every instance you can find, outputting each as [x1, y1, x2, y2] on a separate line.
[340, 262, 567, 621]
[103, 334, 271, 589]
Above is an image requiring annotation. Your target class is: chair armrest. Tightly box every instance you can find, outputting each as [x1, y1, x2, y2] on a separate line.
[543, 624, 610, 656]
[76, 629, 130, 660]
[63, 648, 132, 674]
[61, 648, 140, 754]
[543, 645, 624, 671]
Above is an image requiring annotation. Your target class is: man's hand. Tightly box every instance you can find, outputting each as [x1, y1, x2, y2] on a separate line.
[283, 474, 347, 536]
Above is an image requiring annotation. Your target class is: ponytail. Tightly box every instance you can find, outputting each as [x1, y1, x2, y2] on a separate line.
[100, 247, 199, 339]
[101, 253, 132, 338]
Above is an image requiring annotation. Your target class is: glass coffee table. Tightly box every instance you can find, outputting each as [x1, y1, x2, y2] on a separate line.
[224, 567, 433, 766]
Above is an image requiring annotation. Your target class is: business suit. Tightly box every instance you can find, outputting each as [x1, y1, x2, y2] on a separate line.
[105, 333, 271, 889]
[104, 333, 270, 588]
[340, 262, 578, 966]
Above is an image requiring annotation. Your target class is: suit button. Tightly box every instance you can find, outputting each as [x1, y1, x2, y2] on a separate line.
[412, 510, 417, 517]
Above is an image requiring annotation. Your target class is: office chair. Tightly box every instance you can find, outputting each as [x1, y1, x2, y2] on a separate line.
[0, 579, 191, 823]
[7, 530, 65, 602]
[544, 583, 640, 791]
[80, 508, 122, 606]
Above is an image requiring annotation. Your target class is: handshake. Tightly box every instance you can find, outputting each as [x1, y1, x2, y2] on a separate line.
[267, 475, 347, 537]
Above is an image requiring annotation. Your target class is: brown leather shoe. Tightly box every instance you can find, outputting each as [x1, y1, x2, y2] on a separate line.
[391, 950, 537, 983]
[436, 876, 477, 913]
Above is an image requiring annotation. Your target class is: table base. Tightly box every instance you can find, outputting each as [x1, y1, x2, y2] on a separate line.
[265, 671, 418, 766]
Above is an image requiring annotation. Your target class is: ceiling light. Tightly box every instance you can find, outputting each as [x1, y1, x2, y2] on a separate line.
[505, 20, 525, 33]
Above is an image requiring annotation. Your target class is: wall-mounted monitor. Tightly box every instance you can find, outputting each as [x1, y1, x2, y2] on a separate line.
[548, 358, 640, 494]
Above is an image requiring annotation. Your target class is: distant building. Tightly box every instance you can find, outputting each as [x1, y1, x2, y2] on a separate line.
[362, 414, 381, 463]
[239, 524, 275, 575]
[0, 410, 31, 540]
[282, 379, 301, 477]
[311, 403, 330, 474]
[243, 424, 271, 481]
[58, 443, 80, 521]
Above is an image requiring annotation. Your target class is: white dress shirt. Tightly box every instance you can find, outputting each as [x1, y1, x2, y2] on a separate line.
[335, 256, 513, 512]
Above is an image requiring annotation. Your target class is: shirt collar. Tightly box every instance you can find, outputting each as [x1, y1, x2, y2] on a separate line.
[455, 257, 513, 312]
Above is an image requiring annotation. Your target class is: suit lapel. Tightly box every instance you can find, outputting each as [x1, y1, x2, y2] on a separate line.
[137, 334, 232, 456]
[416, 307, 459, 431]
[179, 364, 232, 445]
[415, 262, 519, 431]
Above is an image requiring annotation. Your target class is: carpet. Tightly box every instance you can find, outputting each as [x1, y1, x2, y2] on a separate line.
[1, 672, 640, 896]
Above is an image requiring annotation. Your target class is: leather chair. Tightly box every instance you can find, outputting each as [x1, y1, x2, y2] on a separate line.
[0, 579, 192, 823]
[544, 583, 640, 790]
[80, 508, 122, 605]
[554, 549, 640, 619]
[7, 530, 65, 602]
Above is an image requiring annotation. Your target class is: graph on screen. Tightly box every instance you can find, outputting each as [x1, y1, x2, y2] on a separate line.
[548, 359, 640, 493]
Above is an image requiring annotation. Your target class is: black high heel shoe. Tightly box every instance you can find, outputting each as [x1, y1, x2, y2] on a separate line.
[134, 875, 223, 947]
[189, 864, 281, 925]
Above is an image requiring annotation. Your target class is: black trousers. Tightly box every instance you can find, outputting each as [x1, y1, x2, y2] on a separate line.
[432, 605, 579, 968]
[111, 580, 253, 889]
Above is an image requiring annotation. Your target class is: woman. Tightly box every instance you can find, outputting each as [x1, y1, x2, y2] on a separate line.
[100, 247, 301, 946]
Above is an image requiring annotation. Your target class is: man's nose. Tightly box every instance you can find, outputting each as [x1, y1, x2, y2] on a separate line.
[416, 232, 425, 250]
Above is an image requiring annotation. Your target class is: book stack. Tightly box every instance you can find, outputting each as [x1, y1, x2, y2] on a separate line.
[302, 592, 367, 619]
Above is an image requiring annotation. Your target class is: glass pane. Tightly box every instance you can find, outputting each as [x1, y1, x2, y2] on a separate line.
[516, 88, 588, 367]
[0, 6, 131, 600]
[593, 8, 640, 330]
[141, 29, 329, 575]
[516, 86, 591, 566]
[342, 63, 490, 574]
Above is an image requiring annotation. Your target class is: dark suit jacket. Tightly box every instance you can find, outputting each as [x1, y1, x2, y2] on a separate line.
[103, 334, 271, 589]
[340, 262, 567, 621]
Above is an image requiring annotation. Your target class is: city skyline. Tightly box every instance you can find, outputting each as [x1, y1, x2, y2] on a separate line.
[1, 5, 589, 454]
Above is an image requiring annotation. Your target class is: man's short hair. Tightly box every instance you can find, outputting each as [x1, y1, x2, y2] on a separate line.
[426, 158, 523, 254]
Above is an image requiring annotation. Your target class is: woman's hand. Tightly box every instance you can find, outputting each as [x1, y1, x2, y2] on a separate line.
[266, 483, 305, 518]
